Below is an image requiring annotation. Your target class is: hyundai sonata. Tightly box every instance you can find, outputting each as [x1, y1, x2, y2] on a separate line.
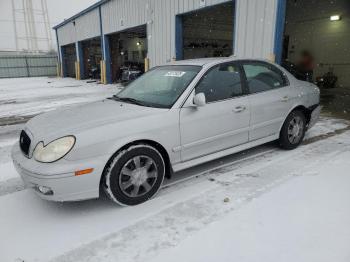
[12, 58, 320, 205]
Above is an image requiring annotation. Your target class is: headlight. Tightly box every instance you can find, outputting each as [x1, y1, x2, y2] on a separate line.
[33, 136, 75, 163]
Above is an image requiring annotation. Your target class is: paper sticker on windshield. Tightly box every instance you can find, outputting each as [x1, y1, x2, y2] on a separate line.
[164, 71, 186, 77]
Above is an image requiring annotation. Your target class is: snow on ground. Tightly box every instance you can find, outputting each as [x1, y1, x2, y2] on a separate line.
[0, 77, 350, 262]
[0, 77, 121, 121]
[151, 151, 350, 262]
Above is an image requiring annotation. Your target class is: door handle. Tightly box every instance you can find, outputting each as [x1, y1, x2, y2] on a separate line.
[281, 96, 289, 102]
[233, 105, 246, 113]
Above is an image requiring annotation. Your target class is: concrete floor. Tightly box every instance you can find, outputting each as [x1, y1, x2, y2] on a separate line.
[320, 87, 350, 120]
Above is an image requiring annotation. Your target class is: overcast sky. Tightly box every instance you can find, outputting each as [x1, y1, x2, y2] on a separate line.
[0, 0, 98, 52]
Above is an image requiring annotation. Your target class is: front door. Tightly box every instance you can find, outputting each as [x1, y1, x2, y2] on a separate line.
[179, 62, 250, 162]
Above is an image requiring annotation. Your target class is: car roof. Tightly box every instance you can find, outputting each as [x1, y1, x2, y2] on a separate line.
[167, 57, 272, 67]
[168, 57, 229, 66]
[165, 57, 296, 84]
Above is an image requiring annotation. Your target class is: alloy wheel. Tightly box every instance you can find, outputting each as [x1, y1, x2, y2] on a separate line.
[287, 115, 304, 144]
[118, 155, 158, 198]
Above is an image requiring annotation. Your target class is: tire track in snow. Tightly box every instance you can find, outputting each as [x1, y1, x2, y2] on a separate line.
[49, 132, 350, 262]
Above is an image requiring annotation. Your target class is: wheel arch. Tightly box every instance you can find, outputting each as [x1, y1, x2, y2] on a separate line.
[279, 104, 312, 134]
[290, 105, 312, 125]
[100, 139, 173, 191]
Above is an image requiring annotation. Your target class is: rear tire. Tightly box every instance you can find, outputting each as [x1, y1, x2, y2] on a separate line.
[279, 110, 306, 150]
[103, 144, 165, 206]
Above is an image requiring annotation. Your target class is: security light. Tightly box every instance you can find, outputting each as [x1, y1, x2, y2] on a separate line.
[330, 15, 341, 21]
[136, 42, 141, 46]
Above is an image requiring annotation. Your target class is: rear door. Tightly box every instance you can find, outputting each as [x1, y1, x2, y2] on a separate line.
[241, 61, 294, 141]
[179, 62, 250, 162]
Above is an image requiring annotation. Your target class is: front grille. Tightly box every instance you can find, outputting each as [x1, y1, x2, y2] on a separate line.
[20, 130, 31, 156]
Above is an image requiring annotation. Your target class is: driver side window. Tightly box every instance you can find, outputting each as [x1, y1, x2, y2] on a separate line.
[196, 63, 243, 103]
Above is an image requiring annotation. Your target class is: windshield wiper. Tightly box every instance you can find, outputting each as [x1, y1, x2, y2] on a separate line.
[110, 95, 146, 106]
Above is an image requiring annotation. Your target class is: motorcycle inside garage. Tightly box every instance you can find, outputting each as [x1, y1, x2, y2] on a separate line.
[108, 25, 147, 83]
[81, 37, 102, 80]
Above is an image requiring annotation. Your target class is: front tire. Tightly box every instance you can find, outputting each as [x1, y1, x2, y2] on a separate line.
[103, 144, 165, 206]
[279, 110, 306, 150]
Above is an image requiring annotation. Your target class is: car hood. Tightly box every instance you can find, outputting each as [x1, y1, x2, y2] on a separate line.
[26, 99, 166, 141]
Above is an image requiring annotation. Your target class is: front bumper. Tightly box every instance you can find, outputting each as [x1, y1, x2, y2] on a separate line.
[11, 142, 107, 202]
[308, 105, 321, 130]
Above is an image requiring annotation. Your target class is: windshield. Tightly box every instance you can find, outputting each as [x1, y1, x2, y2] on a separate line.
[114, 65, 202, 108]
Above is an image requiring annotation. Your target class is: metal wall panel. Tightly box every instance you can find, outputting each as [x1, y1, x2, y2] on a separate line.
[75, 8, 101, 42]
[234, 0, 278, 59]
[0, 55, 57, 78]
[57, 9, 100, 46]
[101, 0, 148, 35]
[100, 0, 231, 66]
[57, 23, 76, 46]
[57, 0, 279, 67]
[145, 0, 231, 66]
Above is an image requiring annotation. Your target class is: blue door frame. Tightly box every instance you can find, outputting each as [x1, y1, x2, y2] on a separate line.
[103, 35, 112, 83]
[175, 0, 236, 61]
[274, 0, 287, 64]
[60, 46, 67, 77]
[175, 16, 184, 60]
[99, 6, 112, 84]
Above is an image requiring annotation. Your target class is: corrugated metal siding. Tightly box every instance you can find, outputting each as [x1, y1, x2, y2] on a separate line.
[57, 0, 278, 67]
[101, 0, 148, 35]
[0, 55, 57, 78]
[57, 23, 76, 46]
[57, 9, 100, 46]
[101, 0, 277, 66]
[75, 8, 101, 41]
[235, 0, 278, 59]
[145, 0, 231, 66]
[99, 0, 231, 66]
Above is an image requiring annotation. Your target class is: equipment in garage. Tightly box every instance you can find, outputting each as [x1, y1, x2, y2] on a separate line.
[81, 38, 102, 80]
[178, 2, 234, 60]
[108, 25, 147, 83]
[282, 0, 350, 88]
[61, 44, 76, 78]
[281, 0, 350, 119]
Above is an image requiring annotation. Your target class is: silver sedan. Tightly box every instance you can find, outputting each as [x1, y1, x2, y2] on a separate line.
[12, 57, 320, 205]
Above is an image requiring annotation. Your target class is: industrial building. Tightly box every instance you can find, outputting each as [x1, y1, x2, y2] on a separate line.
[54, 0, 350, 88]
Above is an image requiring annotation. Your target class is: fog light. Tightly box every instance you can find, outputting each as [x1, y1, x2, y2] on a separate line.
[36, 185, 53, 195]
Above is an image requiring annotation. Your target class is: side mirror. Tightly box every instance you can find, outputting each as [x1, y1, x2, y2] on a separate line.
[193, 93, 206, 107]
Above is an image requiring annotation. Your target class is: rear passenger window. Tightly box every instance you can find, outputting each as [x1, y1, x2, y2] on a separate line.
[243, 63, 287, 94]
[196, 63, 243, 103]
